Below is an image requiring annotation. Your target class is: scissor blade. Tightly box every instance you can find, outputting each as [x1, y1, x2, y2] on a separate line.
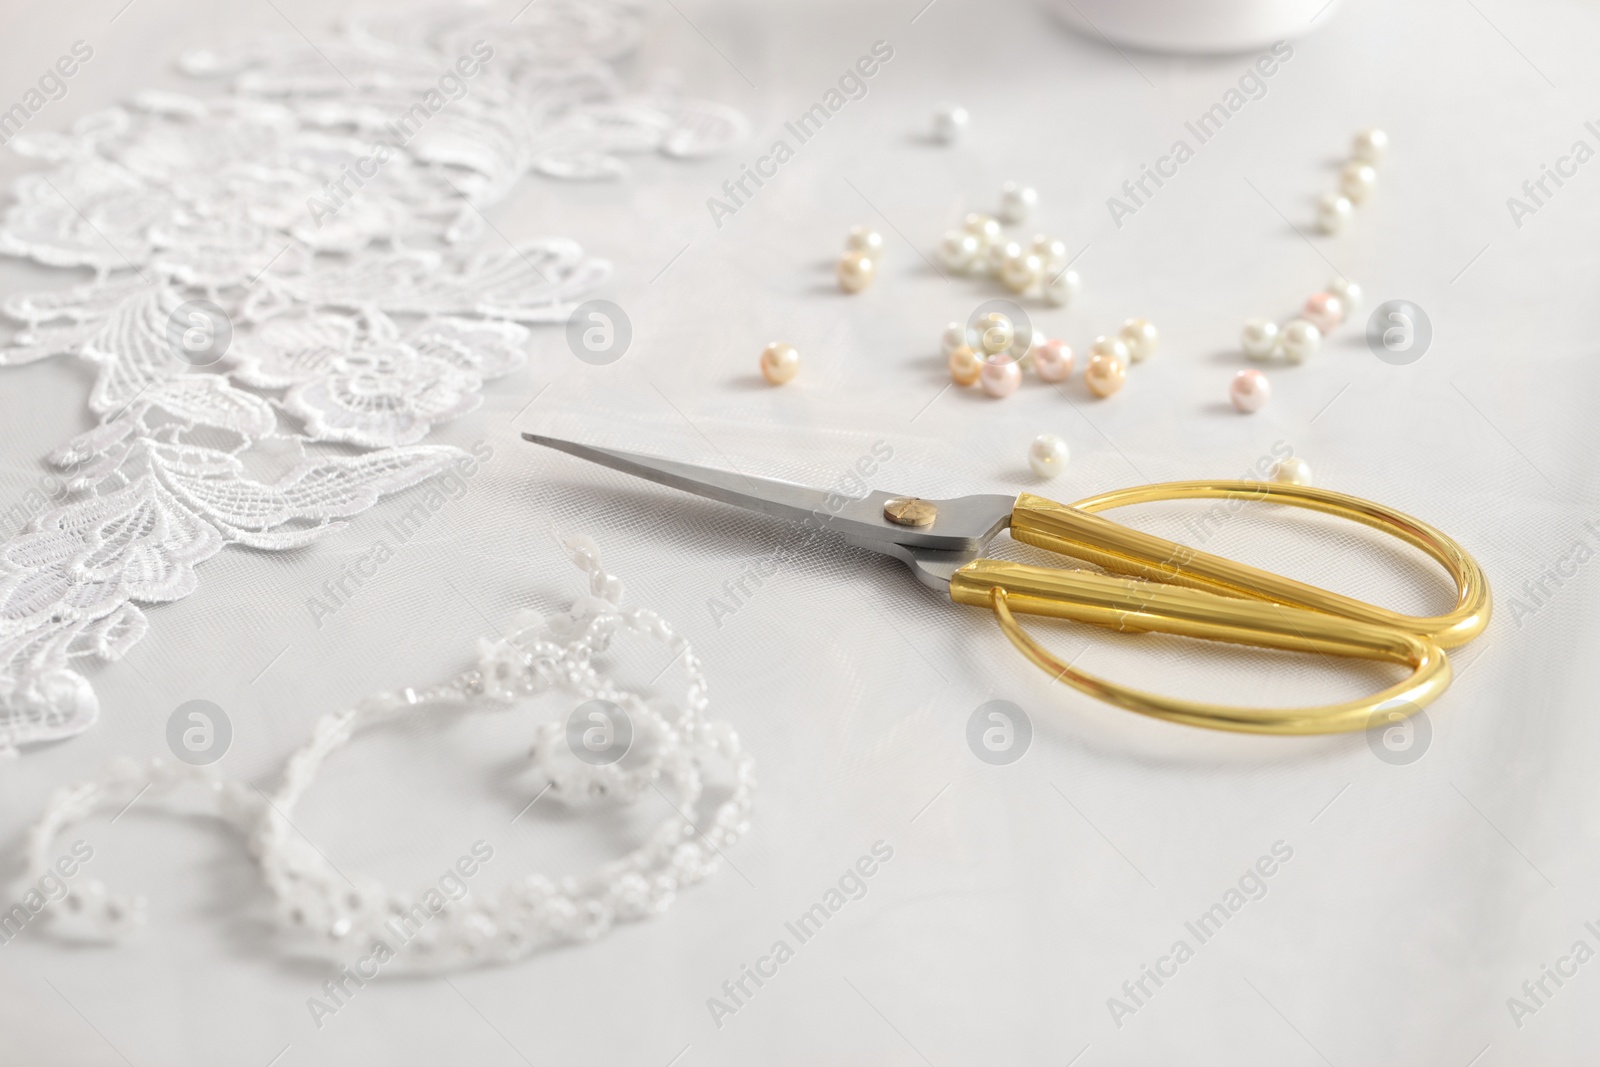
[523, 432, 1013, 554]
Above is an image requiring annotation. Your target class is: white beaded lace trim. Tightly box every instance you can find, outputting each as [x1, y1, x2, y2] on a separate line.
[0, 0, 748, 752]
[18, 539, 755, 972]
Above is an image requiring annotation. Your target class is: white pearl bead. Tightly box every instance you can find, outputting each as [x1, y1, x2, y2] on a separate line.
[988, 239, 1023, 276]
[1031, 235, 1067, 273]
[1241, 317, 1279, 360]
[1230, 369, 1270, 413]
[1118, 318, 1159, 363]
[845, 226, 884, 257]
[1089, 335, 1129, 363]
[1338, 162, 1377, 204]
[836, 251, 874, 293]
[932, 105, 969, 145]
[1316, 193, 1352, 235]
[1000, 251, 1042, 294]
[963, 213, 1002, 250]
[1328, 276, 1362, 317]
[999, 181, 1038, 225]
[940, 321, 966, 357]
[1043, 268, 1080, 308]
[1273, 456, 1312, 485]
[1352, 127, 1388, 165]
[938, 230, 981, 272]
[1028, 434, 1069, 478]
[1279, 318, 1321, 363]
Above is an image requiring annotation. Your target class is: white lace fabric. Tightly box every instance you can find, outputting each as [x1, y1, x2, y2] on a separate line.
[0, 0, 748, 752]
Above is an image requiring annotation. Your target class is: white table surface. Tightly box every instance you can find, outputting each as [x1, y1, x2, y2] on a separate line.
[1, 0, 1598, 1063]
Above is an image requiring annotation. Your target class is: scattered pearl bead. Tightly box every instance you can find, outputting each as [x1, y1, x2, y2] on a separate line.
[999, 181, 1038, 225]
[1000, 251, 1042, 294]
[1273, 456, 1312, 485]
[1301, 292, 1344, 334]
[1352, 127, 1388, 165]
[979, 355, 1021, 398]
[1089, 335, 1130, 364]
[1043, 268, 1081, 308]
[1241, 317, 1280, 360]
[1028, 434, 1070, 478]
[1279, 318, 1321, 363]
[938, 230, 981, 272]
[1338, 161, 1377, 204]
[964, 212, 1002, 248]
[988, 239, 1024, 276]
[948, 345, 982, 386]
[977, 312, 1013, 355]
[760, 342, 799, 385]
[940, 321, 966, 357]
[1118, 318, 1159, 363]
[1033, 339, 1073, 382]
[1031, 235, 1067, 273]
[836, 251, 875, 293]
[845, 226, 884, 257]
[1084, 352, 1126, 398]
[1316, 192, 1352, 235]
[932, 105, 969, 145]
[1230, 368, 1270, 413]
[1327, 276, 1362, 316]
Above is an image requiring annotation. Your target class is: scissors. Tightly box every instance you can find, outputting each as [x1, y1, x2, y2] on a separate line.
[525, 433, 1491, 736]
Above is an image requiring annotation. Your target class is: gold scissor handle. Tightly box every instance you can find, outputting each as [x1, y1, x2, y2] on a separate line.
[947, 481, 1491, 735]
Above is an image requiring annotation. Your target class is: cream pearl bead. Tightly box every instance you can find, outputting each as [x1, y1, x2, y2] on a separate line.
[977, 312, 1013, 355]
[979, 355, 1021, 398]
[1043, 268, 1081, 308]
[1089, 335, 1130, 363]
[1273, 456, 1312, 485]
[1000, 252, 1043, 294]
[1301, 292, 1344, 334]
[836, 251, 875, 293]
[1033, 339, 1073, 382]
[760, 342, 799, 385]
[932, 105, 969, 145]
[948, 345, 981, 386]
[940, 321, 966, 357]
[1230, 368, 1270, 413]
[988, 239, 1023, 276]
[1352, 127, 1388, 165]
[1031, 235, 1068, 273]
[938, 230, 981, 272]
[964, 213, 1002, 248]
[845, 226, 885, 257]
[1316, 192, 1353, 234]
[1280, 318, 1321, 363]
[1118, 318, 1159, 363]
[1338, 161, 1377, 204]
[1241, 317, 1279, 360]
[1000, 181, 1038, 225]
[1328, 276, 1362, 317]
[1028, 434, 1069, 478]
[1084, 353, 1126, 398]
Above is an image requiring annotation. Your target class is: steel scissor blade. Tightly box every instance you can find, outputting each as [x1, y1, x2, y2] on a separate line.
[523, 432, 1013, 553]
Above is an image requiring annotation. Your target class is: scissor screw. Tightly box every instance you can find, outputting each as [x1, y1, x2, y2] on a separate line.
[883, 497, 937, 527]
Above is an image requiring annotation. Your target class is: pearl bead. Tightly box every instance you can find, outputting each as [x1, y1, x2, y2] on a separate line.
[1316, 193, 1352, 235]
[1032, 339, 1073, 381]
[1241, 317, 1279, 360]
[845, 226, 884, 257]
[1273, 456, 1312, 485]
[1279, 318, 1321, 363]
[948, 345, 982, 386]
[836, 251, 875, 293]
[759, 342, 799, 384]
[978, 355, 1021, 398]
[1230, 369, 1270, 413]
[938, 230, 981, 273]
[988, 239, 1023, 276]
[1000, 252, 1042, 294]
[1352, 127, 1388, 165]
[1031, 235, 1067, 272]
[1327, 277, 1362, 316]
[1118, 318, 1159, 363]
[932, 105, 969, 145]
[1338, 161, 1377, 204]
[1084, 353, 1126, 397]
[977, 312, 1013, 354]
[1089, 335, 1129, 363]
[999, 181, 1038, 225]
[964, 213, 1002, 248]
[1301, 292, 1343, 334]
[940, 321, 966, 357]
[1043, 268, 1080, 308]
[1028, 434, 1069, 478]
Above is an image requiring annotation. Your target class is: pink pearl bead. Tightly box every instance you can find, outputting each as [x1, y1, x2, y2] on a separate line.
[1230, 368, 1270, 413]
[1302, 292, 1343, 334]
[1032, 339, 1073, 382]
[979, 355, 1021, 397]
